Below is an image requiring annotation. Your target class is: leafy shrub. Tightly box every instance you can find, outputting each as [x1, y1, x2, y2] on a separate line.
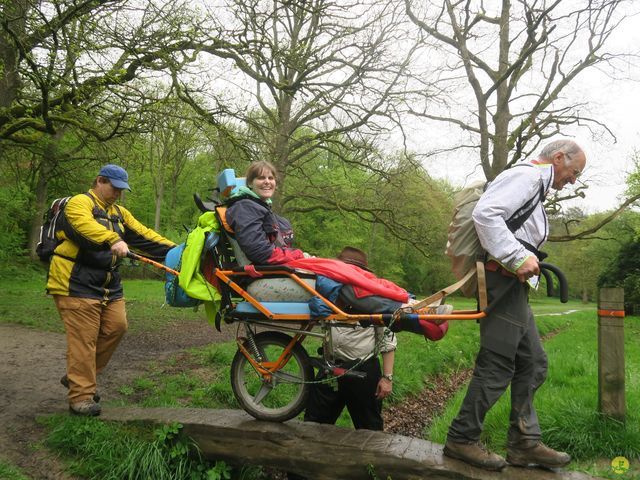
[598, 240, 640, 313]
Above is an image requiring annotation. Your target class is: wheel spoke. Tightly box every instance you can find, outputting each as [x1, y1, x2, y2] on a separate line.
[273, 370, 303, 383]
[253, 382, 273, 404]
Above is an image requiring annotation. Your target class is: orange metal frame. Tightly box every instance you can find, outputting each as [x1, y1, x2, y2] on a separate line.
[214, 267, 487, 381]
[215, 269, 488, 323]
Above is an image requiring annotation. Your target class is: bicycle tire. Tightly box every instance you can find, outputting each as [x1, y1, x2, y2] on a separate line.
[230, 331, 313, 422]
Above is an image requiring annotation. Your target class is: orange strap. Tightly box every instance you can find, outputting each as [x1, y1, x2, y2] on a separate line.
[597, 309, 625, 318]
[216, 206, 234, 234]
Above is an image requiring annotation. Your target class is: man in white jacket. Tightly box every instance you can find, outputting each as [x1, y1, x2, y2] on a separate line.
[443, 140, 586, 471]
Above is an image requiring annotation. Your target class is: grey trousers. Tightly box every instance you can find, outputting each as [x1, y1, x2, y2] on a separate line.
[447, 271, 548, 446]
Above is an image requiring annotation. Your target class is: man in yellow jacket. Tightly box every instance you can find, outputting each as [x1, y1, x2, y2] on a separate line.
[47, 164, 175, 416]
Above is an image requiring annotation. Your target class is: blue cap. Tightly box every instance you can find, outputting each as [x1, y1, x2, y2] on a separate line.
[98, 164, 131, 191]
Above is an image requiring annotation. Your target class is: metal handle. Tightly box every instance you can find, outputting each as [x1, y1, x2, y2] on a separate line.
[127, 251, 179, 276]
[539, 262, 568, 303]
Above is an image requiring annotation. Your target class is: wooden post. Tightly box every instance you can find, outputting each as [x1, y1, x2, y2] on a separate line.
[597, 288, 625, 421]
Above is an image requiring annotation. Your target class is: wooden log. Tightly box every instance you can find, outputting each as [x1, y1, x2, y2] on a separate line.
[102, 407, 605, 480]
[598, 288, 625, 421]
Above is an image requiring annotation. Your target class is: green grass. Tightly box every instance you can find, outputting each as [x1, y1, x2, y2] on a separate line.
[0, 272, 61, 331]
[0, 275, 208, 333]
[112, 342, 239, 409]
[0, 460, 29, 480]
[123, 279, 210, 332]
[42, 415, 268, 480]
[42, 416, 215, 479]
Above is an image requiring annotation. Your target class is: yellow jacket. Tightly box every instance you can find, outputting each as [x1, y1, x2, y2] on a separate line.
[46, 190, 175, 301]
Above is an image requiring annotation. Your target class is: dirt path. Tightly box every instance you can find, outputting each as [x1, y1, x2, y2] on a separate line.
[0, 320, 235, 479]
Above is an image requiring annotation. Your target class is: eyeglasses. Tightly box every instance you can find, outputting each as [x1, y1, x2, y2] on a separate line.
[563, 152, 583, 179]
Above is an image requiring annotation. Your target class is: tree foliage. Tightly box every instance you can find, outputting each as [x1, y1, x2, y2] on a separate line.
[174, 0, 416, 205]
[286, 151, 454, 293]
[1, 0, 638, 297]
[404, 0, 640, 235]
[0, 0, 206, 143]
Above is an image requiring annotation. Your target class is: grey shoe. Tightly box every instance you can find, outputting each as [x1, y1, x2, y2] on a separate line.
[60, 375, 101, 403]
[69, 399, 101, 417]
[443, 440, 507, 471]
[415, 304, 453, 324]
[507, 441, 571, 469]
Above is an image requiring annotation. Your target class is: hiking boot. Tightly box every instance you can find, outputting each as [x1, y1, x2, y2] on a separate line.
[415, 304, 453, 323]
[506, 441, 571, 469]
[443, 440, 507, 471]
[60, 375, 101, 403]
[69, 399, 101, 417]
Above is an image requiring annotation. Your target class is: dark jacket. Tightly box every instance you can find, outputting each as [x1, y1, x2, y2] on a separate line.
[226, 196, 303, 264]
[46, 190, 175, 301]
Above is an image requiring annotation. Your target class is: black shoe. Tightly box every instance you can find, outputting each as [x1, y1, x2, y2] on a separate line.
[60, 375, 101, 403]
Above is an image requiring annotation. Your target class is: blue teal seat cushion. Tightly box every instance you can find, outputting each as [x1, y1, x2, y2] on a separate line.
[235, 301, 310, 315]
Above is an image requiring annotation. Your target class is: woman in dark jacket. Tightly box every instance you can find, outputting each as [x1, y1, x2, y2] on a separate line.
[226, 160, 306, 265]
[225, 161, 450, 341]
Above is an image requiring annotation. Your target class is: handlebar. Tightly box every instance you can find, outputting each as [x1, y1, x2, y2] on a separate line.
[539, 262, 568, 303]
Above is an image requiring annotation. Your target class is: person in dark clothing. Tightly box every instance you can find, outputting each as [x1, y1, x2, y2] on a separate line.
[286, 248, 397, 480]
[304, 247, 397, 429]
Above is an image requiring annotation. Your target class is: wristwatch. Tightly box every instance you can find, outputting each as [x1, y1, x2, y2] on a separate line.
[382, 373, 393, 382]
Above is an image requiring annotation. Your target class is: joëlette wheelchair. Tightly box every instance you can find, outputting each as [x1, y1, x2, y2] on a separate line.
[187, 169, 568, 422]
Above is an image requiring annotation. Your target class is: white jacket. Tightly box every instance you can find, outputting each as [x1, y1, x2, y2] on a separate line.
[330, 325, 397, 362]
[472, 162, 554, 272]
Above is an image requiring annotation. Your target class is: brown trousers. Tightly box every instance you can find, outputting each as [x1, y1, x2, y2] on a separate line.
[54, 295, 127, 403]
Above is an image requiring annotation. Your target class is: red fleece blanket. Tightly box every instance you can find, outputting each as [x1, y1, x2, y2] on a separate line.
[283, 258, 409, 302]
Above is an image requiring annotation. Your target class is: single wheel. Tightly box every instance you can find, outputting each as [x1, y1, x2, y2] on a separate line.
[231, 331, 313, 422]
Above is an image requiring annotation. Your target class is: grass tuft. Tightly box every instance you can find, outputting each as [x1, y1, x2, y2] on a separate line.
[42, 416, 212, 479]
[0, 460, 29, 480]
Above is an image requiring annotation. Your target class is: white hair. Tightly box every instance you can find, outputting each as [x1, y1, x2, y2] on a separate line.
[539, 140, 582, 166]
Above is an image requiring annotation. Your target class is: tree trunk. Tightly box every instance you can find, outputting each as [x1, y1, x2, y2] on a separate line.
[0, 0, 27, 108]
[27, 168, 50, 260]
[154, 182, 165, 232]
[272, 92, 294, 213]
[27, 132, 64, 259]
